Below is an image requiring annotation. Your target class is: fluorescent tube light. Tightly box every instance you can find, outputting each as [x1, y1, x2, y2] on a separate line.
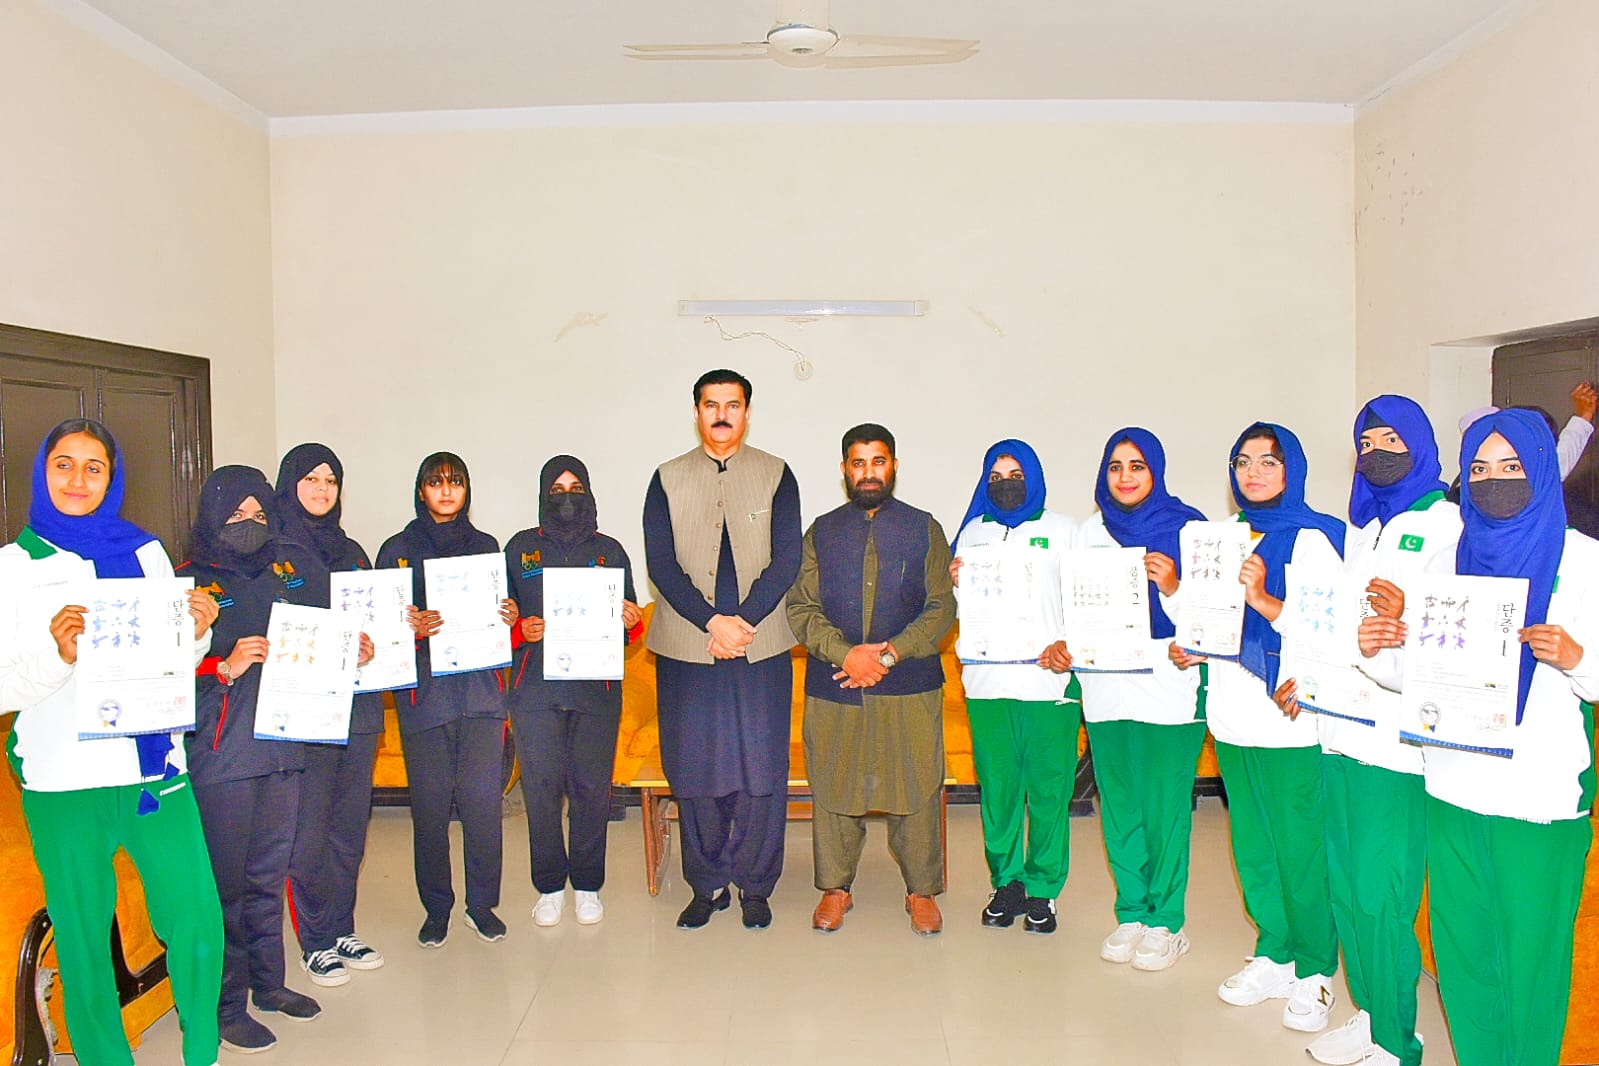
[678, 299, 927, 317]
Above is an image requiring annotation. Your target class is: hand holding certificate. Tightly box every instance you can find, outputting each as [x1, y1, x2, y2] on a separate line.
[1064, 547, 1153, 673]
[255, 603, 361, 744]
[423, 553, 512, 675]
[331, 568, 417, 692]
[1398, 573, 1528, 758]
[543, 567, 625, 681]
[956, 543, 1059, 665]
[65, 577, 197, 740]
[1175, 521, 1253, 658]
[1276, 563, 1379, 725]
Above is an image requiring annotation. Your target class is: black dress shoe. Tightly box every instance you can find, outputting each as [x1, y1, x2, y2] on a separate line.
[676, 887, 731, 929]
[982, 880, 1025, 928]
[740, 894, 772, 929]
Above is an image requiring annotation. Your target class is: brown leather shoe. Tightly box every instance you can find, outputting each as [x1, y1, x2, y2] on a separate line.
[905, 893, 943, 936]
[812, 889, 853, 932]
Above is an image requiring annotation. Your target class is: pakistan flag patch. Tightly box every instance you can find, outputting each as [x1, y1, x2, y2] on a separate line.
[1029, 537, 1049, 549]
[1398, 534, 1425, 552]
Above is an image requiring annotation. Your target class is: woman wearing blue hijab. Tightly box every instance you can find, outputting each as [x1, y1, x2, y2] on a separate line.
[1275, 396, 1459, 1066]
[1077, 428, 1209, 972]
[1360, 408, 1597, 1066]
[1168, 422, 1344, 1033]
[0, 419, 224, 1066]
[951, 439, 1078, 934]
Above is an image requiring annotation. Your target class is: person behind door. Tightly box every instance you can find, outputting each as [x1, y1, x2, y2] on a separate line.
[504, 455, 641, 927]
[643, 369, 803, 930]
[377, 453, 518, 947]
[786, 424, 955, 936]
[1077, 427, 1208, 970]
[949, 439, 1078, 935]
[0, 418, 224, 1066]
[273, 443, 386, 990]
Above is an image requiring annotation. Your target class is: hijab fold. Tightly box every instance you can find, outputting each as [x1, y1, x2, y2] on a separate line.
[1230, 423, 1347, 691]
[187, 466, 276, 577]
[1456, 408, 1565, 724]
[1093, 428, 1207, 640]
[273, 443, 349, 566]
[955, 439, 1048, 549]
[1348, 395, 1448, 527]
[538, 454, 598, 548]
[28, 420, 155, 577]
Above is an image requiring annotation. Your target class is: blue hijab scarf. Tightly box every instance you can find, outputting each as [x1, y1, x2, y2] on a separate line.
[1093, 428, 1207, 639]
[1230, 422, 1347, 691]
[29, 420, 171, 810]
[1456, 408, 1565, 724]
[1348, 395, 1448, 527]
[955, 439, 1048, 550]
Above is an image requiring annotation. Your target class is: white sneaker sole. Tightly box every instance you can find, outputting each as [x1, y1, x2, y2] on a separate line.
[1100, 941, 1137, 963]
[1132, 937, 1190, 972]
[465, 915, 507, 943]
[532, 910, 563, 927]
[575, 909, 603, 926]
[220, 1038, 277, 1055]
[1217, 980, 1294, 1006]
[301, 967, 350, 988]
[339, 954, 384, 971]
[1283, 1005, 1333, 1033]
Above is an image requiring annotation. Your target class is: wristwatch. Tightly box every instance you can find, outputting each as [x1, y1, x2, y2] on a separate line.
[216, 659, 234, 687]
[877, 649, 898, 669]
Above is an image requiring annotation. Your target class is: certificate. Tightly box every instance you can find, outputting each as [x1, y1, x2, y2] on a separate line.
[423, 553, 511, 676]
[1398, 573, 1528, 758]
[1276, 563, 1380, 725]
[255, 603, 361, 744]
[956, 542, 1059, 665]
[67, 578, 196, 740]
[1175, 521, 1253, 658]
[542, 567, 625, 681]
[1065, 547, 1153, 673]
[330, 568, 417, 692]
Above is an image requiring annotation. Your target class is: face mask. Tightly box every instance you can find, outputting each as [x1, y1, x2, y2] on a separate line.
[1470, 477, 1533, 520]
[554, 494, 580, 522]
[1356, 449, 1414, 488]
[219, 519, 269, 555]
[987, 479, 1027, 512]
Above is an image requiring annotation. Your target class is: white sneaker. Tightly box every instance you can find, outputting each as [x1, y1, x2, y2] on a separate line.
[532, 890, 565, 927]
[574, 890, 604, 925]
[1099, 921, 1146, 963]
[1131, 926, 1190, 972]
[1306, 1011, 1372, 1065]
[1216, 956, 1296, 1006]
[1283, 973, 1336, 1033]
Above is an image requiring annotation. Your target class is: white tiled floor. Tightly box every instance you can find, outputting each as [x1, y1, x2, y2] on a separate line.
[125, 798, 1455, 1065]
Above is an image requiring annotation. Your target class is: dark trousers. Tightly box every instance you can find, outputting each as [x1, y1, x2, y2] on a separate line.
[402, 717, 504, 916]
[511, 704, 620, 894]
[679, 790, 788, 899]
[192, 770, 300, 1020]
[287, 732, 380, 952]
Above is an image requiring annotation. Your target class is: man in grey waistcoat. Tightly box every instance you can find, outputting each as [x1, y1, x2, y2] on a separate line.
[642, 368, 803, 930]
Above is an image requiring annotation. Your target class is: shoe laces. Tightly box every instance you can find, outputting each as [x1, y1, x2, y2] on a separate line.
[307, 948, 339, 969]
[336, 934, 369, 953]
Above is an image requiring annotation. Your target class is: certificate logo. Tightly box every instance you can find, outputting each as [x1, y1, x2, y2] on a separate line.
[1418, 702, 1441, 732]
[97, 700, 122, 727]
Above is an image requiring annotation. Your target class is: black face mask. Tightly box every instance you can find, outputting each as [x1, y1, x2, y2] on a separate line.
[987, 479, 1028, 512]
[1356, 449, 1414, 488]
[219, 519, 270, 555]
[555, 494, 581, 522]
[1471, 477, 1533, 520]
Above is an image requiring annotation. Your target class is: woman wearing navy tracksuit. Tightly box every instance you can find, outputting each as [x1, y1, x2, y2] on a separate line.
[377, 452, 517, 947]
[181, 466, 321, 1054]
[275, 443, 388, 987]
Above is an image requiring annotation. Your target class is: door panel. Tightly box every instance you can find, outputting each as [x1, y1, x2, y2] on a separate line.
[0, 356, 95, 542]
[100, 370, 189, 558]
[1492, 340, 1596, 421]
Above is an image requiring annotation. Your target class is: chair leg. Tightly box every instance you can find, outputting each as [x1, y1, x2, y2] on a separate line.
[14, 909, 54, 1066]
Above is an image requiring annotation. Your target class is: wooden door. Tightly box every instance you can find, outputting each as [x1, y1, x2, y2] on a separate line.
[1492, 334, 1598, 418]
[0, 324, 211, 558]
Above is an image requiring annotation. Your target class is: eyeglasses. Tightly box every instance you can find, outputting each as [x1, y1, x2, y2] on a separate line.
[1230, 455, 1283, 472]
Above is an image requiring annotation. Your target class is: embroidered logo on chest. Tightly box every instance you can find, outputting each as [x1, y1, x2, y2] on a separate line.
[273, 561, 305, 589]
[1398, 534, 1425, 553]
[1029, 537, 1049, 549]
[199, 580, 234, 609]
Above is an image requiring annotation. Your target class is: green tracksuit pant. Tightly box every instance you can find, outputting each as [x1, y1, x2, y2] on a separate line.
[1087, 718, 1206, 931]
[1215, 742, 1338, 978]
[1323, 753, 1424, 1066]
[1426, 794, 1591, 1066]
[967, 696, 1081, 898]
[20, 776, 224, 1066]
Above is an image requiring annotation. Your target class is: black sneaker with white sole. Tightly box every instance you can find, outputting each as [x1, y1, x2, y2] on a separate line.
[1023, 896, 1058, 935]
[219, 1014, 276, 1054]
[252, 987, 322, 1022]
[301, 948, 350, 988]
[335, 934, 385, 970]
[465, 906, 508, 942]
[982, 880, 1026, 928]
[417, 913, 450, 948]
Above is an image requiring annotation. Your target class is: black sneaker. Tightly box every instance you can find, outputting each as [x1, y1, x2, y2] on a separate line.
[1024, 896, 1058, 935]
[465, 906, 508, 942]
[219, 1013, 276, 1054]
[417, 913, 450, 948]
[982, 880, 1025, 928]
[334, 933, 385, 970]
[300, 948, 350, 988]
[676, 887, 732, 929]
[252, 987, 322, 1022]
[740, 894, 772, 929]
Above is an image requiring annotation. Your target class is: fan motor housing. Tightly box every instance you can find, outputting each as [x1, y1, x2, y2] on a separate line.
[766, 23, 839, 56]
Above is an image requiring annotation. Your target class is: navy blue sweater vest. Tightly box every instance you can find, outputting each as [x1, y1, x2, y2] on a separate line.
[805, 498, 943, 705]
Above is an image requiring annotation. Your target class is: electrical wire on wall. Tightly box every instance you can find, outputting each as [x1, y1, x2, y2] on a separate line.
[701, 316, 815, 380]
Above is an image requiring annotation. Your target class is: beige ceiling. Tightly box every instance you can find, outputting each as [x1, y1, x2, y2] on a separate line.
[69, 0, 1525, 118]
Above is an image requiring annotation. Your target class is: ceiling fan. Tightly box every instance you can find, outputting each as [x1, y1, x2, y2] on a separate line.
[624, 1, 978, 70]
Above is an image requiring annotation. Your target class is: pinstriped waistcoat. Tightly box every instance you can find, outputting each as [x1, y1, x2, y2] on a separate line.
[646, 444, 797, 664]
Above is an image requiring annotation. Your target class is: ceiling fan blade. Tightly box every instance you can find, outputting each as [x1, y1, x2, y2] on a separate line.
[623, 42, 769, 59]
[821, 51, 977, 69]
[831, 34, 980, 56]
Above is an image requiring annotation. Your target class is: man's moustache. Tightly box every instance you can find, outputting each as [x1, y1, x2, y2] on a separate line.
[713, 421, 733, 429]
